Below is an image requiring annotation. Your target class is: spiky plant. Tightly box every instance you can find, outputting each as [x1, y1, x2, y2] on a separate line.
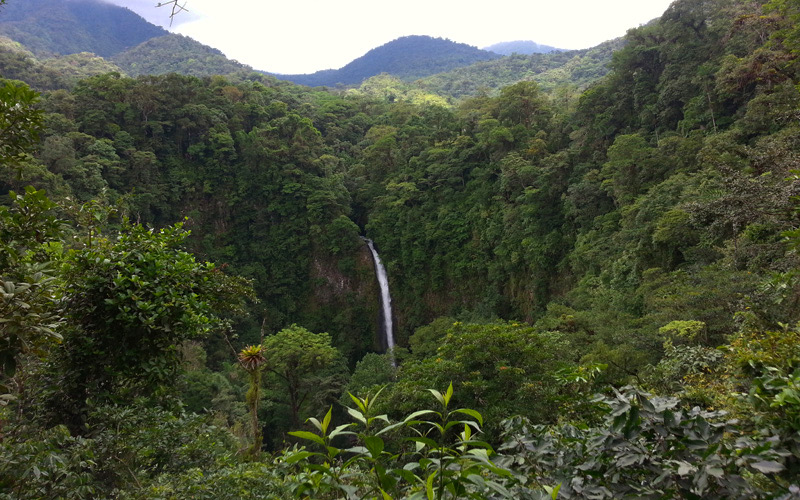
[238, 344, 266, 457]
[238, 344, 266, 372]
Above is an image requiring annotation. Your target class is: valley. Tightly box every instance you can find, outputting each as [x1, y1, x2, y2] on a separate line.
[1, 0, 800, 497]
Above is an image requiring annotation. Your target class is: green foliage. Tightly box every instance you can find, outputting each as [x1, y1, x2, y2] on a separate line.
[262, 325, 347, 428]
[2, 0, 800, 496]
[0, 425, 96, 499]
[0, 187, 64, 392]
[84, 403, 238, 492]
[52, 220, 254, 426]
[0, 79, 43, 168]
[112, 34, 255, 78]
[388, 321, 573, 438]
[289, 384, 514, 499]
[344, 352, 396, 400]
[499, 386, 791, 499]
[417, 38, 624, 99]
[0, 0, 166, 58]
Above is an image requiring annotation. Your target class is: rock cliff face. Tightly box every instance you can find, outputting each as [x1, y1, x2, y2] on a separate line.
[301, 242, 382, 365]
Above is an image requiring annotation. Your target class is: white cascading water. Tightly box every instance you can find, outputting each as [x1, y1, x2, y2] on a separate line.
[363, 238, 395, 355]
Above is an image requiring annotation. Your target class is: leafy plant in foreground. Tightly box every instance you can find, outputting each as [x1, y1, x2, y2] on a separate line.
[498, 386, 793, 499]
[289, 383, 517, 499]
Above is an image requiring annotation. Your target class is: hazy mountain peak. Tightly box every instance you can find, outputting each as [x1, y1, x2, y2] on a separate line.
[483, 40, 563, 56]
[278, 35, 501, 87]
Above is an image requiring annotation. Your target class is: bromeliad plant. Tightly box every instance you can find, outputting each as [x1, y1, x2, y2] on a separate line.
[287, 383, 516, 499]
[238, 344, 267, 458]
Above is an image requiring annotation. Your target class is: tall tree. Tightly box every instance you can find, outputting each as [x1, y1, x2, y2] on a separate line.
[261, 325, 345, 428]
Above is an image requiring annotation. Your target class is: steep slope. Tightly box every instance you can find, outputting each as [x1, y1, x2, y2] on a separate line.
[0, 0, 166, 57]
[416, 37, 624, 98]
[278, 35, 501, 87]
[0, 36, 122, 90]
[482, 40, 563, 55]
[112, 34, 254, 77]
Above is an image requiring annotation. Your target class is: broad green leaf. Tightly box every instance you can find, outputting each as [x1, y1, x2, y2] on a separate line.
[751, 460, 785, 474]
[544, 483, 562, 499]
[402, 409, 437, 424]
[322, 405, 332, 434]
[329, 423, 356, 440]
[452, 408, 483, 426]
[348, 407, 367, 425]
[364, 435, 385, 458]
[397, 468, 419, 483]
[348, 392, 367, 413]
[428, 388, 445, 407]
[377, 421, 406, 436]
[675, 461, 695, 476]
[288, 430, 325, 446]
[460, 439, 493, 450]
[408, 436, 438, 449]
[484, 479, 512, 497]
[371, 414, 391, 424]
[307, 417, 322, 433]
[283, 450, 314, 464]
[426, 471, 436, 500]
[444, 420, 481, 432]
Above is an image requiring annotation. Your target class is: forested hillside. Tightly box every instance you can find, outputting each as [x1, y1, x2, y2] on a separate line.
[279, 36, 501, 87]
[0, 0, 166, 57]
[3, 0, 800, 498]
[416, 37, 624, 98]
[0, 35, 123, 90]
[111, 34, 255, 78]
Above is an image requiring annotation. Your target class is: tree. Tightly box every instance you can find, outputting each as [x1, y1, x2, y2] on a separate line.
[0, 79, 44, 170]
[0, 188, 64, 402]
[52, 220, 254, 428]
[390, 321, 573, 438]
[261, 324, 345, 428]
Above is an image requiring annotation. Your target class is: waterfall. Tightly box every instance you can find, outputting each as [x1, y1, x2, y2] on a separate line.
[363, 238, 395, 355]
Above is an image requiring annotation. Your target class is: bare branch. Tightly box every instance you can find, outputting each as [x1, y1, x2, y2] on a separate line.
[156, 0, 189, 27]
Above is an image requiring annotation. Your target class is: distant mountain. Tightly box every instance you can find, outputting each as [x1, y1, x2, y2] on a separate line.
[483, 40, 563, 56]
[0, 35, 122, 90]
[0, 0, 167, 57]
[113, 34, 254, 77]
[0, 0, 260, 81]
[417, 37, 625, 99]
[279, 35, 501, 87]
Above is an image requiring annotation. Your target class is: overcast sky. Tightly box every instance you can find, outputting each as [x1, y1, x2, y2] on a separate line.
[107, 0, 675, 75]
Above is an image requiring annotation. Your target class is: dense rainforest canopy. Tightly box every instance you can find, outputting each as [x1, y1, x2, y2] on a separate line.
[3, 0, 800, 497]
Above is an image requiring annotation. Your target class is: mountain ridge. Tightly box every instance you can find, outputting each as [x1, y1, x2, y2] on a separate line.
[0, 0, 166, 57]
[0, 0, 615, 96]
[482, 40, 563, 55]
[276, 35, 501, 87]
